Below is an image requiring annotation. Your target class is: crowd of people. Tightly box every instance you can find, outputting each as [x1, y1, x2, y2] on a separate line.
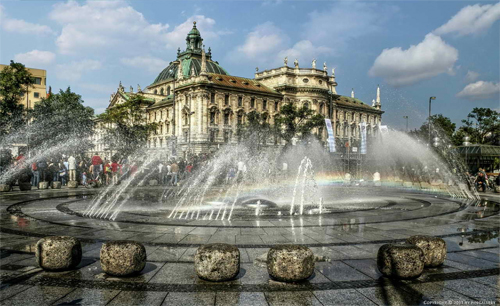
[471, 168, 500, 192]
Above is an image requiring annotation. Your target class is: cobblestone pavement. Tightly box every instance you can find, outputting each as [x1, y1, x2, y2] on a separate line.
[0, 186, 498, 305]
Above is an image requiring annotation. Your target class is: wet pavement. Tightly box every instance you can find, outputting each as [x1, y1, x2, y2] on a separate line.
[0, 187, 498, 305]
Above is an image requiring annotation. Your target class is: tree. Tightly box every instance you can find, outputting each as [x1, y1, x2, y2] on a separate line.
[0, 61, 34, 139]
[29, 87, 95, 153]
[274, 103, 324, 144]
[236, 111, 272, 153]
[413, 114, 456, 142]
[457, 107, 500, 145]
[98, 95, 157, 157]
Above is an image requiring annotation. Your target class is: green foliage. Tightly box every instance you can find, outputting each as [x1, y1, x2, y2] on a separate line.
[98, 95, 157, 157]
[236, 111, 272, 153]
[0, 61, 33, 138]
[414, 114, 456, 142]
[29, 87, 95, 153]
[274, 103, 324, 144]
[459, 107, 500, 145]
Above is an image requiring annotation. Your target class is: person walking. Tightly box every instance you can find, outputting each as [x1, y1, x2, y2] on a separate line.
[104, 161, 111, 185]
[158, 162, 165, 185]
[170, 161, 179, 186]
[91, 153, 103, 181]
[111, 160, 119, 184]
[31, 161, 39, 187]
[68, 155, 77, 182]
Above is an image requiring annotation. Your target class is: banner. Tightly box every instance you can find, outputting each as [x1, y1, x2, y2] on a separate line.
[324, 119, 336, 152]
[360, 121, 367, 154]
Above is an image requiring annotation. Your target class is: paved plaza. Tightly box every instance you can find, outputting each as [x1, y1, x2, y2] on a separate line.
[0, 186, 498, 305]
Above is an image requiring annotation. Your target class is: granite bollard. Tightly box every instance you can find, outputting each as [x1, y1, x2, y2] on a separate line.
[0, 184, 12, 192]
[52, 181, 62, 189]
[195, 243, 240, 281]
[406, 235, 446, 267]
[267, 244, 315, 282]
[39, 181, 49, 189]
[377, 244, 424, 279]
[67, 180, 78, 188]
[100, 241, 146, 276]
[36, 236, 82, 271]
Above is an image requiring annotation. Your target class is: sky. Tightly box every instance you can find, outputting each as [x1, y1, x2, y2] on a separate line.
[0, 0, 499, 130]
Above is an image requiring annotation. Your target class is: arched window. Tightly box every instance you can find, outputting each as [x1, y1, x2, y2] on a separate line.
[160, 88, 164, 95]
[274, 101, 279, 112]
[303, 102, 309, 110]
[250, 98, 255, 108]
[319, 103, 324, 114]
[154, 89, 158, 95]
[167, 86, 171, 96]
[237, 112, 243, 125]
[224, 111, 230, 125]
[210, 111, 216, 124]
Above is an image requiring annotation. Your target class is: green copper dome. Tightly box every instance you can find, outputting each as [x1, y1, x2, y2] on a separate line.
[151, 21, 229, 85]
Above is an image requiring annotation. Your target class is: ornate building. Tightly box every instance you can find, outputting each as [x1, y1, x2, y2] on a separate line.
[102, 22, 383, 157]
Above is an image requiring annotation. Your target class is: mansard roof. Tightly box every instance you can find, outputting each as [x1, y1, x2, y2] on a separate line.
[207, 73, 281, 96]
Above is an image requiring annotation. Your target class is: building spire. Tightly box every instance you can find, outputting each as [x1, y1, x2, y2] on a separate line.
[351, 88, 355, 98]
[375, 84, 381, 109]
[201, 45, 207, 75]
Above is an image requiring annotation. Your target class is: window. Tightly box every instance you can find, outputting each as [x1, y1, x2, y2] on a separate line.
[166, 123, 169, 133]
[224, 112, 230, 125]
[224, 94, 229, 105]
[34, 92, 40, 98]
[32, 77, 42, 85]
[210, 112, 216, 124]
[303, 78, 309, 83]
[262, 113, 268, 123]
[250, 98, 255, 108]
[160, 138, 163, 147]
[167, 86, 171, 96]
[210, 130, 216, 142]
[211, 93, 215, 104]
[238, 96, 242, 107]
[160, 88, 164, 95]
[303, 102, 309, 110]
[154, 89, 158, 95]
[263, 100, 267, 110]
[184, 131, 188, 142]
[184, 113, 188, 125]
[274, 101, 279, 112]
[160, 124, 163, 134]
[319, 103, 324, 114]
[224, 131, 230, 143]
[237, 113, 243, 125]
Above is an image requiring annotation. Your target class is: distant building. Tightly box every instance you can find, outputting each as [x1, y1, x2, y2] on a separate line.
[0, 64, 47, 109]
[100, 22, 383, 158]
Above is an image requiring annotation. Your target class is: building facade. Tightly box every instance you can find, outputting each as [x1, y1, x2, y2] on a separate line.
[100, 22, 383, 157]
[0, 64, 47, 109]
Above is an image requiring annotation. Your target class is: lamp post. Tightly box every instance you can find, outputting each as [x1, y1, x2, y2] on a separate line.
[169, 68, 177, 158]
[403, 116, 409, 132]
[188, 111, 195, 156]
[428, 96, 436, 144]
[463, 136, 470, 173]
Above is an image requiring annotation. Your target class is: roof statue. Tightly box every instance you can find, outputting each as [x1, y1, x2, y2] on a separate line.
[323, 62, 327, 72]
[372, 99, 376, 107]
[118, 81, 124, 92]
[294, 59, 299, 68]
[256, 67, 259, 72]
[130, 86, 133, 93]
[208, 47, 212, 57]
[312, 59, 316, 69]
[332, 68, 335, 76]
[376, 84, 381, 104]
[137, 84, 142, 92]
[284, 57, 288, 66]
[177, 48, 181, 56]
[351, 88, 355, 98]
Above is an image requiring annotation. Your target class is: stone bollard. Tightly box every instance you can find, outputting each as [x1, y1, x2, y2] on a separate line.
[406, 235, 446, 267]
[495, 186, 500, 193]
[36, 236, 82, 271]
[403, 182, 413, 188]
[38, 181, 49, 189]
[100, 241, 146, 276]
[0, 184, 12, 192]
[19, 183, 32, 191]
[149, 179, 158, 186]
[67, 181, 78, 188]
[52, 181, 62, 189]
[195, 243, 240, 281]
[377, 244, 424, 279]
[267, 245, 315, 282]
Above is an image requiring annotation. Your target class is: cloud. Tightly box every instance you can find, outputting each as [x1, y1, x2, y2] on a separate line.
[120, 56, 168, 73]
[235, 22, 287, 60]
[14, 50, 56, 67]
[49, 0, 169, 55]
[165, 15, 226, 50]
[0, 5, 54, 35]
[368, 33, 459, 87]
[56, 59, 102, 81]
[457, 81, 500, 100]
[277, 40, 331, 65]
[465, 70, 480, 83]
[434, 2, 500, 36]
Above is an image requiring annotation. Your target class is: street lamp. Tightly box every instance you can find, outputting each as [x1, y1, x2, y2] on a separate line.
[188, 111, 195, 155]
[403, 116, 409, 132]
[169, 67, 177, 157]
[463, 136, 470, 172]
[428, 96, 436, 144]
